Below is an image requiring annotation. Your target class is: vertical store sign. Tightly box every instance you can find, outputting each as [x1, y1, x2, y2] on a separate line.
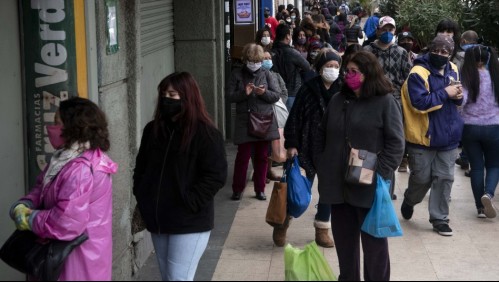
[22, 0, 79, 187]
[234, 0, 254, 24]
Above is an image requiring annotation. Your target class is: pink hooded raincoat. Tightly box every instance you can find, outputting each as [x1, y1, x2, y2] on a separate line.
[20, 149, 117, 281]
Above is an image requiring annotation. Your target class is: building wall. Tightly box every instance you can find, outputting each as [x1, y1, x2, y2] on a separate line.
[0, 1, 26, 279]
[94, 0, 137, 279]
[173, 0, 226, 134]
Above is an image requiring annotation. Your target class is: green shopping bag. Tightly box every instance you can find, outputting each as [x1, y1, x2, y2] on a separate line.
[284, 241, 337, 281]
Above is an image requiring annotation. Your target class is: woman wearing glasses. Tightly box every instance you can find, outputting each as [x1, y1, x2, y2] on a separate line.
[313, 51, 404, 280]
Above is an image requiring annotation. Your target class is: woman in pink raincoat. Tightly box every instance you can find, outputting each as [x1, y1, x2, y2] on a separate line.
[9, 97, 117, 281]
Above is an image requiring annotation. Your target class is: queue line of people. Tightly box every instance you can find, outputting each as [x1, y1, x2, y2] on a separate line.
[6, 8, 499, 282]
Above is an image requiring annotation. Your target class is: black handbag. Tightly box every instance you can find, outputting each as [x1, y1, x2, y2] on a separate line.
[0, 230, 88, 281]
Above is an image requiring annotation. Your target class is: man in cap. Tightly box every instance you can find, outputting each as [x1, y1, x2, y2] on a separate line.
[264, 7, 279, 40]
[400, 34, 464, 237]
[398, 31, 418, 63]
[364, 16, 412, 101]
[364, 16, 412, 178]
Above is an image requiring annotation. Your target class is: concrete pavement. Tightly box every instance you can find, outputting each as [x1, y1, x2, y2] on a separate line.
[137, 144, 499, 281]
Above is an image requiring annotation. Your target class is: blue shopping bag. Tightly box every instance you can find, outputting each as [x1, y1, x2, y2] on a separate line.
[286, 156, 312, 218]
[361, 174, 403, 238]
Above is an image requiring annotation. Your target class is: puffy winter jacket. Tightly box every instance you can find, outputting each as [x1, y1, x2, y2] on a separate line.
[401, 53, 464, 150]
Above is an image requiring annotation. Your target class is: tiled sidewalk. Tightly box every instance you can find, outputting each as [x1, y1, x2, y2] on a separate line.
[212, 158, 499, 281]
[137, 145, 499, 281]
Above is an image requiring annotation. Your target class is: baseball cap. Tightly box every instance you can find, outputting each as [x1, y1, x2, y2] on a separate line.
[379, 16, 396, 29]
[398, 31, 414, 41]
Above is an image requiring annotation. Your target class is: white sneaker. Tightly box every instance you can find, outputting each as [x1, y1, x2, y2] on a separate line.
[481, 194, 497, 218]
[477, 209, 487, 219]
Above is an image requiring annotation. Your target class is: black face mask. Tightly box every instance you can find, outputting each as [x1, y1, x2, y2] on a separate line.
[399, 42, 413, 53]
[429, 53, 449, 69]
[160, 97, 182, 121]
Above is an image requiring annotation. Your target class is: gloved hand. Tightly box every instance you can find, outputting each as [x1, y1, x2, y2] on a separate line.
[13, 204, 33, 231]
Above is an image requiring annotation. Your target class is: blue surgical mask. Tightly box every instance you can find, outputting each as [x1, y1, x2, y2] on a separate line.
[461, 44, 478, 51]
[262, 59, 273, 70]
[379, 32, 394, 44]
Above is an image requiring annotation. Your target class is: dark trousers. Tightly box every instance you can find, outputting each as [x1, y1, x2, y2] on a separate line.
[308, 176, 331, 222]
[462, 124, 499, 208]
[232, 141, 269, 193]
[331, 203, 390, 281]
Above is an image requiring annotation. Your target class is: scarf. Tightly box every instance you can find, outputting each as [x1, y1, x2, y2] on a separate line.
[43, 142, 90, 187]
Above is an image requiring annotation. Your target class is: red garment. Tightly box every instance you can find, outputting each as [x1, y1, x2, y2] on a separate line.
[265, 17, 279, 40]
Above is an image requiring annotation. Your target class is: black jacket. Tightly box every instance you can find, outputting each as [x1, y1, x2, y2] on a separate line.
[313, 92, 404, 208]
[272, 42, 311, 97]
[133, 121, 227, 234]
[284, 76, 341, 178]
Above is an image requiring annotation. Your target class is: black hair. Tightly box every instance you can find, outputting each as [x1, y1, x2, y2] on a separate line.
[255, 27, 271, 44]
[461, 45, 499, 103]
[59, 97, 110, 151]
[435, 19, 461, 59]
[275, 23, 291, 42]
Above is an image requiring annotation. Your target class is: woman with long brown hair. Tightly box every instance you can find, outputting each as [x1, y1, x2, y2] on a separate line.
[133, 72, 227, 281]
[314, 51, 404, 280]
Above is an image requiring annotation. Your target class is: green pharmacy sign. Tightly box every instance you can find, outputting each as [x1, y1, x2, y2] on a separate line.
[22, 0, 78, 187]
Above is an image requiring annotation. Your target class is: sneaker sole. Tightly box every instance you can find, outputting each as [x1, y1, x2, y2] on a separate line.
[477, 213, 487, 219]
[481, 196, 497, 218]
[433, 228, 453, 236]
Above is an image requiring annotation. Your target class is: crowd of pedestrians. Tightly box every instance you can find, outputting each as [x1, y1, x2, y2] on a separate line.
[227, 1, 499, 281]
[5, 1, 499, 281]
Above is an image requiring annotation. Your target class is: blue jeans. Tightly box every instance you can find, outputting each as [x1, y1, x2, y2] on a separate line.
[151, 231, 211, 281]
[308, 176, 331, 222]
[461, 124, 499, 209]
[285, 96, 296, 112]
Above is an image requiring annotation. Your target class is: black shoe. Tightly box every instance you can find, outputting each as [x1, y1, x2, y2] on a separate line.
[465, 169, 470, 177]
[401, 201, 414, 220]
[455, 158, 470, 170]
[391, 194, 397, 200]
[433, 224, 453, 236]
[231, 192, 242, 201]
[256, 192, 267, 201]
[272, 161, 283, 167]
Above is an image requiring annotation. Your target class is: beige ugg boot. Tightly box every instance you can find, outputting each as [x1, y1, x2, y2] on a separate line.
[273, 216, 292, 247]
[314, 220, 335, 248]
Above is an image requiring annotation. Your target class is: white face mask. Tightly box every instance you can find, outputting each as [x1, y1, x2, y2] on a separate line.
[247, 62, 262, 72]
[321, 67, 340, 83]
[261, 36, 271, 46]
